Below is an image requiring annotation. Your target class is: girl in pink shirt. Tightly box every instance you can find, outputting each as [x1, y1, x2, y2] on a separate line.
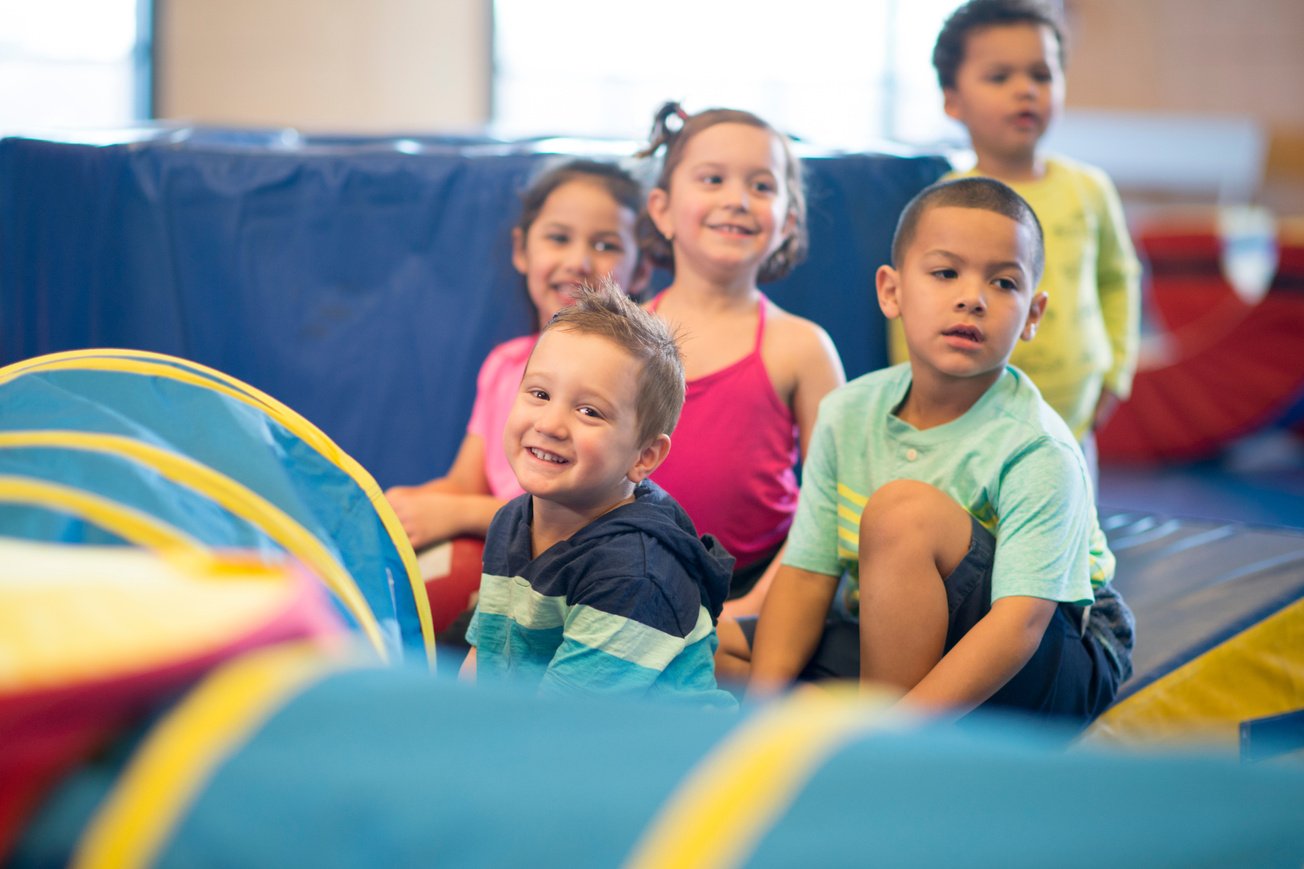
[385, 160, 648, 551]
[640, 103, 846, 617]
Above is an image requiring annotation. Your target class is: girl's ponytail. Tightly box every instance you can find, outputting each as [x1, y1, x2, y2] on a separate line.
[635, 101, 688, 160]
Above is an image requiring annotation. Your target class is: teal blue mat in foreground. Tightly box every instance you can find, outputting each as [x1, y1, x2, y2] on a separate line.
[18, 661, 1304, 868]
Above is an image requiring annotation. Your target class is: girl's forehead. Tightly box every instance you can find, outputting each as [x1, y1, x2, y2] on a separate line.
[534, 179, 637, 223]
[677, 123, 786, 168]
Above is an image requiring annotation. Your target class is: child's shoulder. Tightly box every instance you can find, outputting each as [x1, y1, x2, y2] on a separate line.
[488, 332, 538, 360]
[820, 364, 910, 419]
[763, 299, 824, 334]
[988, 368, 1083, 451]
[1041, 154, 1123, 198]
[479, 332, 537, 376]
[762, 300, 842, 371]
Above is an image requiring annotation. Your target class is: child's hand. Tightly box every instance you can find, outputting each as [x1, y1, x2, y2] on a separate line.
[384, 486, 466, 549]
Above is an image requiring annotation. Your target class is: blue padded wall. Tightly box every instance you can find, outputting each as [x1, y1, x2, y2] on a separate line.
[0, 129, 948, 488]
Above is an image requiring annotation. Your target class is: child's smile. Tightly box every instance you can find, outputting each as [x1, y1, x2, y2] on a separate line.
[647, 122, 794, 281]
[512, 179, 641, 328]
[504, 328, 652, 527]
[525, 446, 568, 465]
[707, 219, 759, 238]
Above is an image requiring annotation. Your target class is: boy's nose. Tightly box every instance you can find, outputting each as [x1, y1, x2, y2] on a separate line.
[1014, 74, 1040, 96]
[954, 286, 987, 314]
[533, 405, 568, 438]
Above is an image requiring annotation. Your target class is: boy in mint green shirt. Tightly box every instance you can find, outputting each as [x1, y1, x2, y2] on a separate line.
[718, 177, 1133, 728]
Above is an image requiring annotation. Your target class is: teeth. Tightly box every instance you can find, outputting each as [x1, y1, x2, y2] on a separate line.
[529, 448, 566, 464]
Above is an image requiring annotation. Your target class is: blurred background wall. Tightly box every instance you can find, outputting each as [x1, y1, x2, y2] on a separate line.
[148, 0, 1304, 214]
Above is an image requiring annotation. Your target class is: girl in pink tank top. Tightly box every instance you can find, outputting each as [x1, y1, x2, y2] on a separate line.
[639, 103, 845, 613]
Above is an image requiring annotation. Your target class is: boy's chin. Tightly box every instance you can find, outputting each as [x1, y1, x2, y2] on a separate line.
[529, 480, 638, 514]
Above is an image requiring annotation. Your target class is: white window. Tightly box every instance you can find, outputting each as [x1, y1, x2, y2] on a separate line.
[0, 0, 149, 135]
[491, 0, 965, 149]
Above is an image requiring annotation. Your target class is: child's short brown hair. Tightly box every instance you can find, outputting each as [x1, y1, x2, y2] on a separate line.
[891, 176, 1046, 283]
[542, 279, 685, 446]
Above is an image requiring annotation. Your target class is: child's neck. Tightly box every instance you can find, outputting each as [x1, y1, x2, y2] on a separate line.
[529, 491, 635, 558]
[973, 149, 1046, 184]
[896, 368, 1000, 431]
[663, 266, 761, 307]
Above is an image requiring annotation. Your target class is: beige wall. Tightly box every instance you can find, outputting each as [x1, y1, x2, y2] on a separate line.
[1066, 0, 1302, 126]
[155, 0, 492, 133]
[155, 0, 1304, 209]
[1066, 0, 1304, 212]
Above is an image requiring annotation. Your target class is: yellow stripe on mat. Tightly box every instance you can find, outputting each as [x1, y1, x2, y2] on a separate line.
[626, 687, 901, 869]
[0, 349, 436, 663]
[1088, 597, 1304, 750]
[73, 643, 355, 869]
[0, 431, 388, 661]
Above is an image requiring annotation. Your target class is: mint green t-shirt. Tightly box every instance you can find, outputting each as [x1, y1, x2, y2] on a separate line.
[785, 364, 1114, 614]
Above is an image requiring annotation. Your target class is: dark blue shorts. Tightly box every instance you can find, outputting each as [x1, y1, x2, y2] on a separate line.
[738, 516, 1119, 726]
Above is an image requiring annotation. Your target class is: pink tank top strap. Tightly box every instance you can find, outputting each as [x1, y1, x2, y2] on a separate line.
[752, 294, 768, 354]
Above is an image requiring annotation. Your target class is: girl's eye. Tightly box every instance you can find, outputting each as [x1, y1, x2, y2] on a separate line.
[528, 388, 548, 401]
[987, 73, 1009, 85]
[700, 173, 723, 185]
[578, 406, 603, 419]
[593, 239, 624, 253]
[753, 179, 776, 194]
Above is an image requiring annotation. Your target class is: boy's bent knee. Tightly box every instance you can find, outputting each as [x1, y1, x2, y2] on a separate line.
[860, 481, 973, 577]
[861, 480, 968, 541]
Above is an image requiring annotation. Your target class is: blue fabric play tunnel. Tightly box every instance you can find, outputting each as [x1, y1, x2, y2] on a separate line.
[0, 349, 434, 666]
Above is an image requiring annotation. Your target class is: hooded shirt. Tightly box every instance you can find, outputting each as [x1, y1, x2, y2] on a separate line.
[466, 480, 736, 707]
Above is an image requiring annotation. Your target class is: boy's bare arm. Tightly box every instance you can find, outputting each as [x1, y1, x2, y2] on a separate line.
[897, 595, 1057, 719]
[746, 565, 838, 697]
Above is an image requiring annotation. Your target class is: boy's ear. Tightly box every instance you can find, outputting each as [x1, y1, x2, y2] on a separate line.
[627, 433, 672, 483]
[875, 264, 903, 320]
[646, 188, 673, 241]
[511, 226, 528, 275]
[1021, 291, 1049, 341]
[942, 87, 962, 122]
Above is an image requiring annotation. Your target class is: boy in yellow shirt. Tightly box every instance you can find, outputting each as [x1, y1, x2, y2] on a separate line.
[890, 0, 1141, 471]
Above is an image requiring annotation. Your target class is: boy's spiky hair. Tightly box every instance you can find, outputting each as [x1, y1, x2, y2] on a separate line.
[543, 278, 685, 445]
[933, 0, 1067, 90]
[891, 176, 1045, 283]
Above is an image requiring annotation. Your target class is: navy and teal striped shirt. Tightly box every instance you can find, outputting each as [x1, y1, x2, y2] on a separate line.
[467, 481, 736, 708]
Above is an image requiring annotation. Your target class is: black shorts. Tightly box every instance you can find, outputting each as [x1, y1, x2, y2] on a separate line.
[738, 516, 1119, 725]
